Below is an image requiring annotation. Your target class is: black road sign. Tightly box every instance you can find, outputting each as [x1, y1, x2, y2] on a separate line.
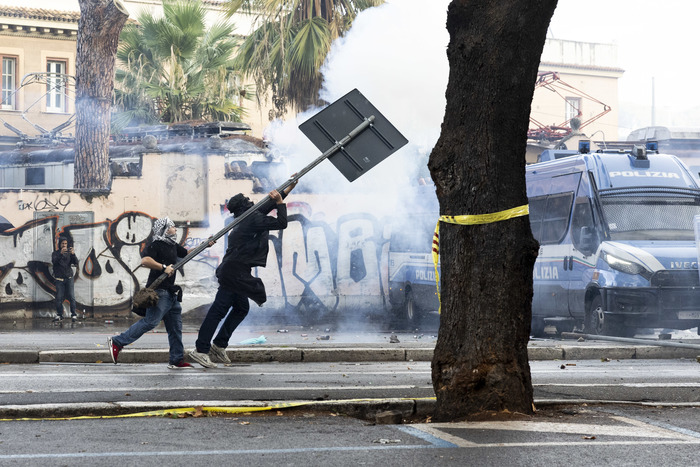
[299, 88, 408, 182]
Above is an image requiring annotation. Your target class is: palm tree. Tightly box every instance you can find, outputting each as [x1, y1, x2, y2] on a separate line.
[224, 0, 384, 118]
[113, 0, 251, 130]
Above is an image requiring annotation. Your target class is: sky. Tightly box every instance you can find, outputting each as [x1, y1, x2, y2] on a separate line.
[549, 0, 700, 135]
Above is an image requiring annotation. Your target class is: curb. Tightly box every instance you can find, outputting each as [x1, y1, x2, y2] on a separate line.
[2, 345, 699, 365]
[0, 398, 436, 421]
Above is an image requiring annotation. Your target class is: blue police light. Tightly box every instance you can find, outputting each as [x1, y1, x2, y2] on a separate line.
[578, 140, 590, 154]
[646, 141, 659, 153]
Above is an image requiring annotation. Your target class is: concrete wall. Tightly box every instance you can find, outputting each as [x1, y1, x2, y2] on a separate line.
[0, 149, 399, 321]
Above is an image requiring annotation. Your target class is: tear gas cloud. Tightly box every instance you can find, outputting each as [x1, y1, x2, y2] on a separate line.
[265, 0, 450, 217]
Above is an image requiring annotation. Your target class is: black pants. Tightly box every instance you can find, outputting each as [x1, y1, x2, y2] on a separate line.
[195, 286, 250, 354]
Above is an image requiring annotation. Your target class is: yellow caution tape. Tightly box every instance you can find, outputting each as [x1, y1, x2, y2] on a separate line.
[0, 397, 436, 421]
[432, 205, 529, 313]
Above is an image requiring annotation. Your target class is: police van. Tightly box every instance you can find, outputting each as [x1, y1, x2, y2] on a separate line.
[387, 185, 439, 325]
[527, 141, 700, 336]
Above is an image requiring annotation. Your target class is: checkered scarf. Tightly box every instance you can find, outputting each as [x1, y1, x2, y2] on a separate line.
[152, 217, 177, 245]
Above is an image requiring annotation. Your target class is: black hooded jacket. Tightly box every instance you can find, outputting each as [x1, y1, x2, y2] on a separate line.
[216, 196, 288, 296]
[52, 250, 78, 279]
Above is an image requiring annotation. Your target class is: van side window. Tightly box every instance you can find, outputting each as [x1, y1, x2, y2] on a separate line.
[528, 192, 574, 244]
[571, 198, 598, 253]
[528, 196, 546, 240]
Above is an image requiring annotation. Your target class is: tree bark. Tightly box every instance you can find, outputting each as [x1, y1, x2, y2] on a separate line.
[74, 0, 129, 190]
[428, 0, 557, 421]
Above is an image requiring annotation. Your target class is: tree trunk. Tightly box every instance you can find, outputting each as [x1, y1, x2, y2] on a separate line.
[74, 0, 129, 190]
[428, 0, 557, 421]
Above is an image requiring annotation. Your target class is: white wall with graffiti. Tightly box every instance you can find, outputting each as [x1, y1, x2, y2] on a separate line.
[0, 148, 422, 321]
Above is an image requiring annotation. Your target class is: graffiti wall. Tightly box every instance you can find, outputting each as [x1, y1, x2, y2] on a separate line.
[0, 149, 435, 321]
[0, 207, 392, 321]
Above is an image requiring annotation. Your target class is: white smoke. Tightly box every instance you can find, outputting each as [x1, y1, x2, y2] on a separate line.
[265, 0, 450, 215]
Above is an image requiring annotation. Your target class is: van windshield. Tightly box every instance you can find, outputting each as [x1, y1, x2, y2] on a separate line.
[600, 190, 700, 241]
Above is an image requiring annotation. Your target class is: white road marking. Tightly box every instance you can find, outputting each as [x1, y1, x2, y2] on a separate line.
[409, 416, 700, 448]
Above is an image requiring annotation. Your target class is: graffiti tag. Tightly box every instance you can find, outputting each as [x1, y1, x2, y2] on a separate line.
[18, 194, 71, 212]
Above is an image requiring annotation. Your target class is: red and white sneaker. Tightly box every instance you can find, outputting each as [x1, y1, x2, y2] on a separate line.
[167, 361, 194, 370]
[107, 337, 122, 364]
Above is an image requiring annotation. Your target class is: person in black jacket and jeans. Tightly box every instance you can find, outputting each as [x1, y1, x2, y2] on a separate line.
[190, 183, 296, 368]
[52, 236, 79, 322]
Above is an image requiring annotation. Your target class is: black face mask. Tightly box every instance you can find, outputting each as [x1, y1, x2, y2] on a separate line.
[233, 198, 254, 216]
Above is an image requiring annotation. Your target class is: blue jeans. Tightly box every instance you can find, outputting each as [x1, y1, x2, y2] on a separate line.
[113, 289, 184, 365]
[195, 287, 249, 354]
[55, 277, 76, 317]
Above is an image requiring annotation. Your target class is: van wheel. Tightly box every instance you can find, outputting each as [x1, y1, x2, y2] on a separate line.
[585, 295, 606, 335]
[585, 295, 629, 336]
[403, 290, 421, 326]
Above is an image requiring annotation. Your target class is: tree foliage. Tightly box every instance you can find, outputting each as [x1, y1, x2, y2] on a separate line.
[113, 0, 250, 130]
[224, 0, 383, 118]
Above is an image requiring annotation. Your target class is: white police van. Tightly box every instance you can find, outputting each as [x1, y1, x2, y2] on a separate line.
[528, 141, 700, 336]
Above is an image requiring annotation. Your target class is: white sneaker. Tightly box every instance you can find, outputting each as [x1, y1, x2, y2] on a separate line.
[188, 349, 217, 368]
[209, 344, 232, 364]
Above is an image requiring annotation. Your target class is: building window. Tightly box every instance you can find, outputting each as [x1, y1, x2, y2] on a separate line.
[565, 97, 581, 123]
[25, 167, 45, 186]
[46, 60, 67, 113]
[1, 56, 17, 110]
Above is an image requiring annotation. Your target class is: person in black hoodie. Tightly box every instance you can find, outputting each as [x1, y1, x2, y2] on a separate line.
[190, 183, 296, 368]
[52, 236, 79, 322]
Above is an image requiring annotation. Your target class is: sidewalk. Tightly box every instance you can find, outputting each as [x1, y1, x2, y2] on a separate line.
[2, 318, 699, 364]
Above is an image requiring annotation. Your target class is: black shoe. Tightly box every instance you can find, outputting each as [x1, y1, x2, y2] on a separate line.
[71, 314, 78, 322]
[53, 315, 63, 322]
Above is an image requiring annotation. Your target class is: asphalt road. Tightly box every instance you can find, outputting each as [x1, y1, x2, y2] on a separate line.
[1, 340, 699, 466]
[1, 405, 700, 466]
[1, 358, 698, 412]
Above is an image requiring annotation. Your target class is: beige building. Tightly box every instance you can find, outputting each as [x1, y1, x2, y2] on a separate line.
[0, 1, 274, 143]
[528, 39, 624, 162]
[0, 6, 78, 143]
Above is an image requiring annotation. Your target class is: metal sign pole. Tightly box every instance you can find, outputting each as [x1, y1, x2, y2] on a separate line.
[146, 115, 375, 290]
